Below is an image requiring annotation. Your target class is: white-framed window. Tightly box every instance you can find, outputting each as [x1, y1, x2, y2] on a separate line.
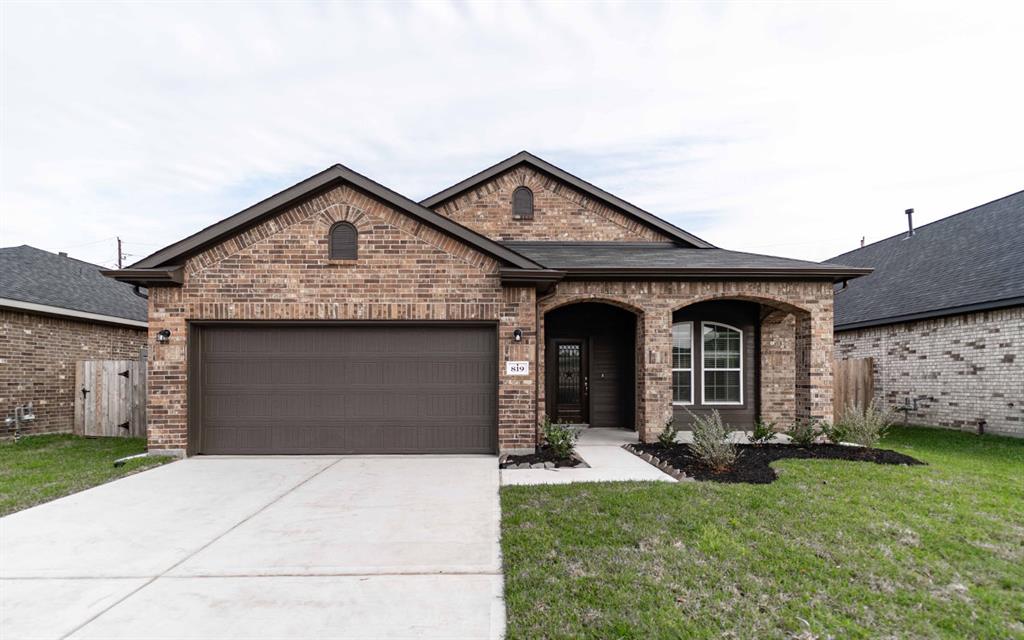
[701, 322, 742, 405]
[671, 322, 693, 405]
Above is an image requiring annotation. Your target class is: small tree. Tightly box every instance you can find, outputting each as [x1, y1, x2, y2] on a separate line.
[688, 409, 737, 472]
[657, 417, 679, 448]
[835, 402, 896, 448]
[540, 415, 580, 459]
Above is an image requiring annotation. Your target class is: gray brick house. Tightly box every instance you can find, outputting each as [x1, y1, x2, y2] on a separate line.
[104, 152, 868, 456]
[828, 190, 1024, 437]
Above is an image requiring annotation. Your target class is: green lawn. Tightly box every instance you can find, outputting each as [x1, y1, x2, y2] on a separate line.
[0, 434, 174, 516]
[501, 427, 1024, 639]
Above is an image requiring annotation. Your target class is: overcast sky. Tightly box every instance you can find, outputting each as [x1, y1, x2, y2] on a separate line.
[2, 2, 1022, 269]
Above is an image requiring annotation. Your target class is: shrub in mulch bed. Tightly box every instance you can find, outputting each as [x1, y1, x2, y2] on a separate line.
[626, 442, 924, 484]
[500, 446, 587, 470]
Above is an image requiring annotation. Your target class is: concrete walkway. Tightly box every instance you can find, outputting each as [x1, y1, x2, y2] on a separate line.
[1, 456, 504, 639]
[500, 428, 676, 486]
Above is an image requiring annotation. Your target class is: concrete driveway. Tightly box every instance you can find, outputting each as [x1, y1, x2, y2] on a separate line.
[0, 456, 504, 639]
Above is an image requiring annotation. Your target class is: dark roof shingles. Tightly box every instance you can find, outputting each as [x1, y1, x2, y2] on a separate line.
[826, 190, 1024, 328]
[0, 246, 147, 322]
[503, 242, 853, 272]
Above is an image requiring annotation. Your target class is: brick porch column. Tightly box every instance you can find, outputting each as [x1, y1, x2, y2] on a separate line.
[640, 305, 672, 442]
[795, 308, 834, 425]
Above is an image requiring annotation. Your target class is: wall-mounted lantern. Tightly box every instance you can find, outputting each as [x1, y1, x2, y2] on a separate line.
[156, 329, 171, 344]
[512, 328, 523, 343]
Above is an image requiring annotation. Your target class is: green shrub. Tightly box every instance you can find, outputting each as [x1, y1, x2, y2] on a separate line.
[541, 416, 580, 459]
[688, 409, 737, 471]
[820, 420, 847, 445]
[657, 417, 679, 448]
[786, 419, 819, 446]
[749, 420, 776, 445]
[835, 402, 896, 448]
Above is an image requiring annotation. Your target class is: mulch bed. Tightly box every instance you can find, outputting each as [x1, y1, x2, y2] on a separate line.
[500, 446, 587, 469]
[628, 442, 924, 484]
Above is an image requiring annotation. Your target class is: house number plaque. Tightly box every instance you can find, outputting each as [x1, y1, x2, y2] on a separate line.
[505, 361, 529, 376]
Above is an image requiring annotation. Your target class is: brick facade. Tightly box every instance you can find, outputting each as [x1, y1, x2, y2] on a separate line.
[536, 280, 834, 443]
[431, 165, 673, 242]
[143, 169, 837, 454]
[0, 309, 146, 436]
[835, 306, 1024, 437]
[146, 184, 536, 454]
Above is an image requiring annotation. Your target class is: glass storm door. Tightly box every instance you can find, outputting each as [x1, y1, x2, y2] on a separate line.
[554, 340, 588, 423]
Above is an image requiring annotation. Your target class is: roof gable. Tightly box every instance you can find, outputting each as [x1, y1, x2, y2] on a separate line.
[827, 189, 1024, 329]
[420, 151, 715, 248]
[130, 164, 541, 271]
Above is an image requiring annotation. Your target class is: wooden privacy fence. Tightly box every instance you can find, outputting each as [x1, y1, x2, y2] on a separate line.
[833, 357, 874, 418]
[74, 359, 147, 438]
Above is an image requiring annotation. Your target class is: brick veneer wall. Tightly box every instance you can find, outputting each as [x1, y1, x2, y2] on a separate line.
[0, 309, 146, 437]
[536, 280, 834, 442]
[146, 184, 537, 454]
[760, 310, 797, 425]
[430, 165, 673, 242]
[835, 306, 1024, 437]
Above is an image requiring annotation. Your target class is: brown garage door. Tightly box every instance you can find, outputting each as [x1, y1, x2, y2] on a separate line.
[193, 324, 497, 454]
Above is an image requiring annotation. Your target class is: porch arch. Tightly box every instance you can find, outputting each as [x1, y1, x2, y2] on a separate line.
[670, 296, 815, 437]
[538, 296, 645, 431]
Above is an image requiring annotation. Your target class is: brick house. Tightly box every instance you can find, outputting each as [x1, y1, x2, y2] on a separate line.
[1, 246, 148, 436]
[828, 190, 1024, 437]
[105, 152, 867, 456]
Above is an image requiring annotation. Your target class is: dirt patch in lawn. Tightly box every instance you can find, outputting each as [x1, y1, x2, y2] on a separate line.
[628, 443, 924, 484]
[501, 446, 587, 469]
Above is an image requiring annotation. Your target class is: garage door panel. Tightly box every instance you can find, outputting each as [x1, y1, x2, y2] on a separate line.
[197, 325, 497, 454]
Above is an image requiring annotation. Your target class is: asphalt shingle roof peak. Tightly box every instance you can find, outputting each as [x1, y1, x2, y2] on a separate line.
[0, 245, 147, 322]
[826, 188, 1024, 329]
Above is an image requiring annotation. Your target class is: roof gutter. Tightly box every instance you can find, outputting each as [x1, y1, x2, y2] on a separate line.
[556, 266, 873, 282]
[835, 295, 1024, 332]
[0, 297, 147, 329]
[499, 268, 566, 293]
[101, 266, 185, 287]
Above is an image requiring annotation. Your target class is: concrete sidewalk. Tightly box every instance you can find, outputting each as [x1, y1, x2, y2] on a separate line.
[500, 428, 676, 486]
[1, 456, 504, 639]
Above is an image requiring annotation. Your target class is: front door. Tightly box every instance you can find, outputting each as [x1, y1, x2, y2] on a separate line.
[553, 339, 588, 423]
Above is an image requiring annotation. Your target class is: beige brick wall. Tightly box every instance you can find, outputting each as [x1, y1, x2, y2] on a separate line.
[146, 184, 537, 454]
[537, 279, 834, 442]
[0, 309, 146, 436]
[835, 306, 1024, 437]
[430, 165, 673, 242]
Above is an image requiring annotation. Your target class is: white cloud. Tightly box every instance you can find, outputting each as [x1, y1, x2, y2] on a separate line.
[2, 1, 1022, 267]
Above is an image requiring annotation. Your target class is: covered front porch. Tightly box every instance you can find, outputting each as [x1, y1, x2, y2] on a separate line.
[535, 280, 836, 443]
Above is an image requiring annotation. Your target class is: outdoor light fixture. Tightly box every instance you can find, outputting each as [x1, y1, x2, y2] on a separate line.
[156, 329, 171, 344]
[512, 328, 523, 342]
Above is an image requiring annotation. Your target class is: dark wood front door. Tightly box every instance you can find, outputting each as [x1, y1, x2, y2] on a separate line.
[553, 339, 588, 423]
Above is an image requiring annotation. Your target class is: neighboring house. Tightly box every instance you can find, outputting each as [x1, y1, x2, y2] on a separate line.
[828, 190, 1024, 437]
[105, 152, 867, 456]
[1, 246, 148, 436]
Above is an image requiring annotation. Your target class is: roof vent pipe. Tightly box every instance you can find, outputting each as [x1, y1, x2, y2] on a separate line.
[905, 208, 915, 238]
